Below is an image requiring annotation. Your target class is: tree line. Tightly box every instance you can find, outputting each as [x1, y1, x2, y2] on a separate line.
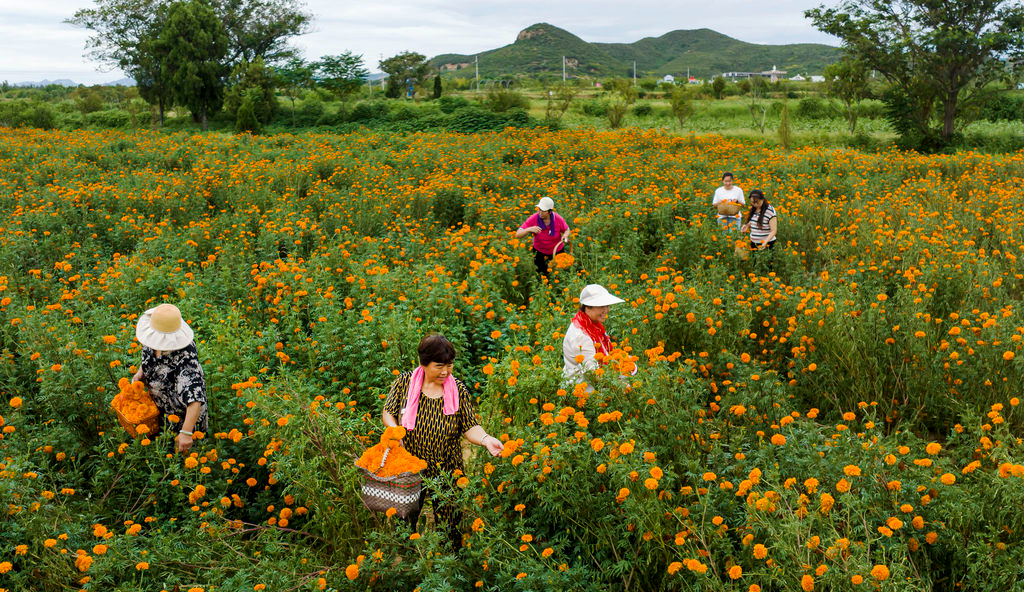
[66, 0, 442, 131]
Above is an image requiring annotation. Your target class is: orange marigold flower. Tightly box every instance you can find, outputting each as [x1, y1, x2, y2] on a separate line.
[870, 565, 890, 581]
[801, 574, 814, 591]
[729, 565, 743, 579]
[345, 564, 359, 580]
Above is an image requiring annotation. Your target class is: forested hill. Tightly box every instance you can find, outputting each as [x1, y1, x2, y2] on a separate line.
[431, 23, 842, 80]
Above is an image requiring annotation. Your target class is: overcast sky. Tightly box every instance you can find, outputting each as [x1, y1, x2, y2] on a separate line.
[0, 0, 839, 85]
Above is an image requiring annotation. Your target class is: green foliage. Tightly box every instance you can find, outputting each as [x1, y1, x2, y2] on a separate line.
[313, 51, 369, 99]
[155, 0, 229, 129]
[485, 87, 530, 113]
[433, 74, 442, 99]
[224, 58, 277, 124]
[438, 96, 469, 114]
[807, 0, 1024, 147]
[823, 58, 870, 132]
[981, 93, 1024, 122]
[712, 77, 726, 100]
[379, 51, 431, 97]
[670, 87, 695, 128]
[778, 100, 793, 150]
[235, 90, 263, 133]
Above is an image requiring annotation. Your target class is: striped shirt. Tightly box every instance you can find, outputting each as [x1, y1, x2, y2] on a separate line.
[747, 205, 777, 244]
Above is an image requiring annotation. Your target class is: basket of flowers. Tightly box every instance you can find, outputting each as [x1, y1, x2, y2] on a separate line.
[111, 377, 160, 438]
[354, 426, 427, 518]
[715, 200, 743, 216]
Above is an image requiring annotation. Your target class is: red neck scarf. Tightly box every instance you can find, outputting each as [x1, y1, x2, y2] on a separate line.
[572, 310, 613, 363]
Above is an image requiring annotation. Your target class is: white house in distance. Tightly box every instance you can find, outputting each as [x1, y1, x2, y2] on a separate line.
[662, 74, 675, 83]
[721, 65, 789, 83]
[790, 74, 806, 81]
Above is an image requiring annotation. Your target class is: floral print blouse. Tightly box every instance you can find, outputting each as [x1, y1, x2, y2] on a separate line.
[140, 343, 208, 434]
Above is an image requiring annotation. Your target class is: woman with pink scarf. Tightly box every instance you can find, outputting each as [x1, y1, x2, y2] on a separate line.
[562, 284, 627, 384]
[382, 334, 503, 549]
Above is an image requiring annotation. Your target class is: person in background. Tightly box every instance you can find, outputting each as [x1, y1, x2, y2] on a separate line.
[712, 172, 745, 232]
[562, 284, 626, 384]
[741, 189, 778, 265]
[133, 303, 208, 454]
[516, 196, 571, 276]
[382, 334, 503, 550]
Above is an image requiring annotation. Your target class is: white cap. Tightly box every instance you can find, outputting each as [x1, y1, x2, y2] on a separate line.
[579, 284, 625, 307]
[536, 196, 555, 211]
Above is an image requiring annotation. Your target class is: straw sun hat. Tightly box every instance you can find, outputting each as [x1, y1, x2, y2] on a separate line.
[136, 304, 194, 351]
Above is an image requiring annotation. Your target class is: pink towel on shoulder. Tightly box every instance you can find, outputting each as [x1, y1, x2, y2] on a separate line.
[401, 366, 460, 431]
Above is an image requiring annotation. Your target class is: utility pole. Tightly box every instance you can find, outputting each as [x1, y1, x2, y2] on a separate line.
[475, 55, 479, 93]
[562, 56, 566, 83]
[633, 61, 637, 86]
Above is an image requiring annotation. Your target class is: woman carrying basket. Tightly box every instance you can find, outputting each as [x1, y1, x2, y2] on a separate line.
[515, 196, 572, 276]
[382, 334, 503, 550]
[132, 303, 208, 454]
[712, 172, 745, 233]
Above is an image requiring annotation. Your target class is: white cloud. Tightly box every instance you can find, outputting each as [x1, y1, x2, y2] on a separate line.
[0, 0, 840, 84]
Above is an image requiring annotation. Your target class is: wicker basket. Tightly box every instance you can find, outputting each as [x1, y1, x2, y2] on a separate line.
[113, 406, 160, 439]
[355, 449, 422, 518]
[715, 201, 743, 216]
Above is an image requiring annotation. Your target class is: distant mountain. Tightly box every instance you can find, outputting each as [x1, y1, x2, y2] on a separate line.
[431, 23, 842, 80]
[10, 77, 136, 87]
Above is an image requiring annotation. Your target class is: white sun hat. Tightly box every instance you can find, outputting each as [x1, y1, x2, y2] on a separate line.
[536, 196, 555, 211]
[579, 284, 625, 307]
[136, 304, 194, 351]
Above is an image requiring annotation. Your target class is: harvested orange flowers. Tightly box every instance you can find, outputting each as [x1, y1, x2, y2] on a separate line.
[356, 426, 427, 478]
[111, 378, 159, 434]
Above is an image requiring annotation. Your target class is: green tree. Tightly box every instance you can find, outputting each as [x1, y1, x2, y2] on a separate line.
[379, 52, 431, 98]
[807, 0, 1024, 149]
[235, 88, 262, 133]
[712, 76, 726, 99]
[313, 52, 368, 99]
[154, 0, 228, 130]
[207, 0, 311, 64]
[275, 56, 312, 126]
[67, 0, 172, 123]
[823, 58, 870, 133]
[669, 86, 694, 129]
[224, 58, 277, 125]
[68, 0, 309, 120]
[433, 74, 442, 99]
[778, 100, 792, 150]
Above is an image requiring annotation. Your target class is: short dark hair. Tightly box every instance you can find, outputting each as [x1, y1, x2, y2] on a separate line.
[722, 172, 733, 180]
[418, 333, 455, 366]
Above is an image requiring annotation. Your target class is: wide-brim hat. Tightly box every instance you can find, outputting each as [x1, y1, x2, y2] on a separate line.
[579, 284, 625, 307]
[136, 304, 194, 351]
[536, 196, 555, 211]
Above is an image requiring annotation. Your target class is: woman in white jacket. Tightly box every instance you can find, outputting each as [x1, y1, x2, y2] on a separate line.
[562, 284, 626, 384]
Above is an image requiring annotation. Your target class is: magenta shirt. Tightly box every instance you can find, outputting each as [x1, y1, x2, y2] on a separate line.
[521, 212, 568, 255]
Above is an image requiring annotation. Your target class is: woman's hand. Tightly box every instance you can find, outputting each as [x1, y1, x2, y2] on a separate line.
[740, 223, 750, 233]
[483, 435, 504, 457]
[176, 432, 193, 453]
[525, 225, 542, 234]
[132, 368, 144, 383]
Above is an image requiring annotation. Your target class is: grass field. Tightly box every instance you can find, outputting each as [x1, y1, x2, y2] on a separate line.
[1, 126, 1023, 591]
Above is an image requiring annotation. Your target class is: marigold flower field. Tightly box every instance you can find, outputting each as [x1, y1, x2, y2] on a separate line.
[1, 127, 1023, 591]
